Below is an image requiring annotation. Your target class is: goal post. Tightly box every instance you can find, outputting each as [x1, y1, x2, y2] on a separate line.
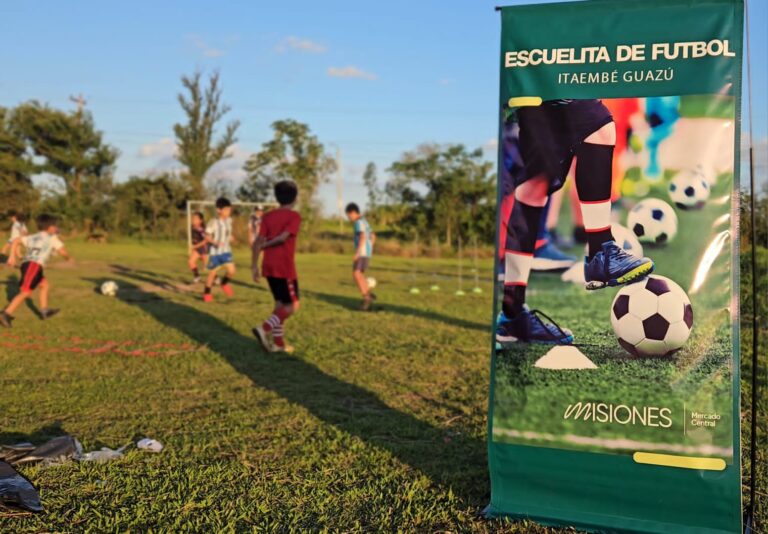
[185, 200, 279, 250]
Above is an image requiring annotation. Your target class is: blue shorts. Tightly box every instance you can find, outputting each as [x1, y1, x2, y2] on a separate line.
[208, 252, 233, 270]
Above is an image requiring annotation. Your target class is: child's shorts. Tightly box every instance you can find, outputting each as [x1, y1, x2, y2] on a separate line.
[208, 253, 233, 270]
[19, 261, 45, 293]
[267, 277, 299, 305]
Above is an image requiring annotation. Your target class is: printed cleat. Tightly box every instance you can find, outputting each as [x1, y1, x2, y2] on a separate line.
[495, 306, 574, 345]
[221, 284, 234, 298]
[0, 312, 14, 328]
[203, 293, 213, 303]
[532, 242, 577, 271]
[252, 326, 273, 352]
[584, 240, 654, 290]
[41, 308, 60, 320]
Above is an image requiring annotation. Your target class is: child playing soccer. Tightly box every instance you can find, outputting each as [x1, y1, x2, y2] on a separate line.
[188, 211, 208, 283]
[2, 211, 28, 263]
[251, 181, 301, 353]
[1, 214, 72, 328]
[247, 205, 264, 247]
[345, 202, 376, 310]
[497, 99, 654, 345]
[203, 198, 235, 302]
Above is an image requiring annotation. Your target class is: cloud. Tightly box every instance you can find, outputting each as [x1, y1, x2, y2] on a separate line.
[187, 34, 225, 58]
[438, 78, 454, 85]
[483, 138, 498, 151]
[205, 144, 250, 184]
[138, 138, 178, 159]
[276, 36, 327, 54]
[327, 66, 378, 81]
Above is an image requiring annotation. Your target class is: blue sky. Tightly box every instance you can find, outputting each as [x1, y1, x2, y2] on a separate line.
[1, 0, 765, 212]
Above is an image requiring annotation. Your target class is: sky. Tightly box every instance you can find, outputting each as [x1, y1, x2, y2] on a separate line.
[1, 0, 766, 213]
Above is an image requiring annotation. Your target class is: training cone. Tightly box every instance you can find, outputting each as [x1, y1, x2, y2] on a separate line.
[409, 287, 421, 294]
[472, 287, 483, 294]
[455, 289, 465, 296]
[430, 284, 440, 291]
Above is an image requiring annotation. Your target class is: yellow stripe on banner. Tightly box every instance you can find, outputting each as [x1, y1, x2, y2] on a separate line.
[507, 96, 543, 108]
[633, 452, 726, 471]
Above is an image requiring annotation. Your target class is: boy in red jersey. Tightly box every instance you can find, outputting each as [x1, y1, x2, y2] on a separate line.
[251, 181, 301, 353]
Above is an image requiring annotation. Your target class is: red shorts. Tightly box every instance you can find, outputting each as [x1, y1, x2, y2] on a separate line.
[19, 261, 45, 293]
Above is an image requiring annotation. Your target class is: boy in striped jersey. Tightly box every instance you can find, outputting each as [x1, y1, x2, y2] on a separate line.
[1, 214, 72, 327]
[497, 99, 654, 345]
[2, 211, 28, 263]
[203, 197, 236, 303]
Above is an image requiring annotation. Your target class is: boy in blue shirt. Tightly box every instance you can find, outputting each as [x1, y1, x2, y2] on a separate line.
[345, 203, 376, 311]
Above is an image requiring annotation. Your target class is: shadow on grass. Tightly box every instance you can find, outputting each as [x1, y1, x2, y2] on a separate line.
[83, 270, 488, 509]
[109, 264, 263, 291]
[305, 290, 489, 332]
[2, 274, 42, 319]
[0, 422, 68, 447]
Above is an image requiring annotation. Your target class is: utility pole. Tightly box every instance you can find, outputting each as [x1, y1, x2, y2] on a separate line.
[69, 94, 87, 118]
[336, 146, 343, 233]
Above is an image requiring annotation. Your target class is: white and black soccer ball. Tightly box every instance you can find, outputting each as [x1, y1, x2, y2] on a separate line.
[366, 277, 377, 289]
[610, 275, 693, 357]
[100, 280, 119, 297]
[627, 198, 678, 245]
[669, 169, 710, 210]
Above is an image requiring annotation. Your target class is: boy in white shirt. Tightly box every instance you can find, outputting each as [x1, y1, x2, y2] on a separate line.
[1, 211, 28, 262]
[203, 197, 236, 302]
[1, 214, 72, 327]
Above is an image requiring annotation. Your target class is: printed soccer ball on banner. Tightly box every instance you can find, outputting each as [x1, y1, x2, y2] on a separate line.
[669, 169, 710, 210]
[610, 275, 693, 357]
[100, 281, 119, 297]
[366, 277, 377, 289]
[627, 198, 678, 245]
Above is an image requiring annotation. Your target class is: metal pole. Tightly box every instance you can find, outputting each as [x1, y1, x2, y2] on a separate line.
[186, 200, 192, 252]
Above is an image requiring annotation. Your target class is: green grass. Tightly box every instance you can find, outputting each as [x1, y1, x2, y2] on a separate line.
[0, 240, 556, 532]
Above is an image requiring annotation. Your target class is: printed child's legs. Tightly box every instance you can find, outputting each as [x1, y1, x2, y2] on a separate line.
[502, 175, 548, 318]
[576, 122, 616, 259]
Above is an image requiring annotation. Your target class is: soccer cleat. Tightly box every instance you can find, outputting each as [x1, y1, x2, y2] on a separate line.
[252, 326, 272, 352]
[584, 240, 654, 290]
[360, 291, 377, 311]
[0, 312, 14, 328]
[271, 343, 295, 354]
[221, 284, 234, 298]
[532, 242, 577, 271]
[203, 293, 213, 303]
[496, 306, 574, 345]
[40, 308, 60, 320]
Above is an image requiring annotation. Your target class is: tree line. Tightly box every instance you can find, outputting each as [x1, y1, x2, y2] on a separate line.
[0, 70, 497, 244]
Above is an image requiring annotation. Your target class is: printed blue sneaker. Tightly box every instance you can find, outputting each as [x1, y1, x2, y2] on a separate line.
[532, 242, 577, 271]
[584, 240, 654, 290]
[496, 306, 574, 345]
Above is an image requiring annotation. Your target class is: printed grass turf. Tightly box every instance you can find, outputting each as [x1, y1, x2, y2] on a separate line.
[493, 175, 735, 456]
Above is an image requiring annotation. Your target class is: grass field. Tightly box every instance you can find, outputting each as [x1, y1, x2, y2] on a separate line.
[0, 237, 762, 531]
[0, 240, 552, 532]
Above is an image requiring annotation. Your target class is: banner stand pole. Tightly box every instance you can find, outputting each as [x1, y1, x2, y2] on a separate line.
[744, 1, 759, 532]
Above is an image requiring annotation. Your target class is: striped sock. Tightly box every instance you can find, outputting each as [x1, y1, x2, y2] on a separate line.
[263, 314, 281, 333]
[272, 325, 285, 347]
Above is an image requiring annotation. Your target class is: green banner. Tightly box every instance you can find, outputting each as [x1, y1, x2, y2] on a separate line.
[488, 1, 743, 532]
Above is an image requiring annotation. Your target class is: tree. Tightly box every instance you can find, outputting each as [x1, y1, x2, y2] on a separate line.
[112, 174, 187, 237]
[386, 144, 495, 244]
[174, 71, 240, 197]
[0, 106, 38, 217]
[10, 101, 118, 225]
[238, 119, 336, 225]
[362, 161, 380, 209]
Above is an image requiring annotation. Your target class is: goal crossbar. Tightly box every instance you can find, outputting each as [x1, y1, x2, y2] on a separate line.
[185, 199, 279, 249]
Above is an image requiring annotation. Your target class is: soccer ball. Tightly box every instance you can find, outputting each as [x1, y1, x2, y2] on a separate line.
[627, 198, 678, 245]
[366, 277, 377, 289]
[669, 169, 710, 210]
[610, 275, 693, 357]
[100, 281, 119, 296]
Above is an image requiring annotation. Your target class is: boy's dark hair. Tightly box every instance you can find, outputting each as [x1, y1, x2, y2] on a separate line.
[215, 197, 232, 210]
[9, 211, 25, 222]
[36, 213, 58, 230]
[274, 181, 298, 206]
[345, 202, 360, 215]
[192, 211, 205, 222]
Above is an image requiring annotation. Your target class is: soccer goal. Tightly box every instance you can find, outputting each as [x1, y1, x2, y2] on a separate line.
[185, 200, 279, 250]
